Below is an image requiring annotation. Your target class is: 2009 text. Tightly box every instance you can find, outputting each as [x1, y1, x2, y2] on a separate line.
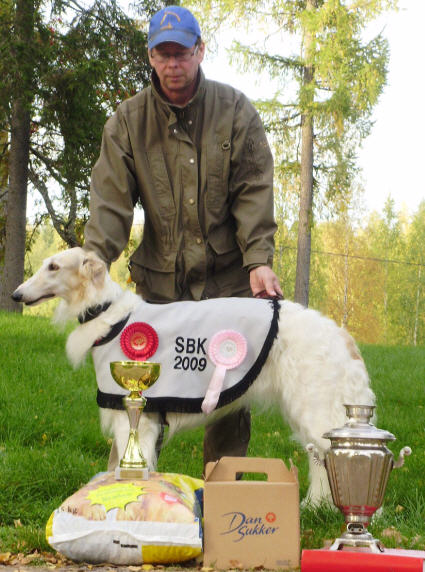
[174, 355, 207, 371]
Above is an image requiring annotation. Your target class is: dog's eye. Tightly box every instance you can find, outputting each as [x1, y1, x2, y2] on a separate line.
[48, 262, 59, 271]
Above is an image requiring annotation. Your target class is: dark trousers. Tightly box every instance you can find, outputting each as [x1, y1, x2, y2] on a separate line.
[203, 408, 251, 473]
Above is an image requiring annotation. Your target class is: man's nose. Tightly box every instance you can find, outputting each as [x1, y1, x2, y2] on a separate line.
[166, 56, 179, 65]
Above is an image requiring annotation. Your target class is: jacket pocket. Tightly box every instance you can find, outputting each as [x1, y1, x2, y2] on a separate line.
[145, 150, 176, 221]
[205, 139, 231, 214]
[130, 257, 178, 303]
[131, 237, 177, 273]
[207, 224, 239, 256]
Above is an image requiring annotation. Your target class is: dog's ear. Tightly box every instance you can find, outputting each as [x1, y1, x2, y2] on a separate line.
[80, 252, 106, 287]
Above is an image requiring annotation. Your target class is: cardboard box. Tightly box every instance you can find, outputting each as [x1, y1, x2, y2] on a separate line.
[203, 456, 300, 570]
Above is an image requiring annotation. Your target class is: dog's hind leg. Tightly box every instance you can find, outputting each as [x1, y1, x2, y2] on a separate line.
[304, 451, 332, 506]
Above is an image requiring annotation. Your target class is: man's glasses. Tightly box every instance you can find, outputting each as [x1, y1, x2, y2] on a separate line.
[150, 45, 199, 64]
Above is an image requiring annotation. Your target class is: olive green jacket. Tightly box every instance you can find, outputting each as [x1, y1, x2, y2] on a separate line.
[84, 69, 276, 302]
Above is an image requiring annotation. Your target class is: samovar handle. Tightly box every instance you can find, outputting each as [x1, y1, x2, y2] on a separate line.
[393, 446, 412, 469]
[306, 443, 325, 467]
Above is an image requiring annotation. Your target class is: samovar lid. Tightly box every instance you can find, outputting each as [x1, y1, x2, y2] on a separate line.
[322, 404, 396, 442]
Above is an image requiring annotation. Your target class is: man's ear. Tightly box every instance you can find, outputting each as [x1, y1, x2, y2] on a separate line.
[80, 252, 106, 287]
[197, 41, 205, 63]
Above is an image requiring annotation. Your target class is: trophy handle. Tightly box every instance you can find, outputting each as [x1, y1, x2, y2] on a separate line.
[306, 443, 325, 467]
[393, 446, 412, 469]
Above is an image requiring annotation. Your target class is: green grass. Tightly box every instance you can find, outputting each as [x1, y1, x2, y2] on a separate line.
[1, 311, 425, 557]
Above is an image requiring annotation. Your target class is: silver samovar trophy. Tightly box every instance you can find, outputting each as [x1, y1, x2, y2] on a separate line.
[307, 404, 411, 553]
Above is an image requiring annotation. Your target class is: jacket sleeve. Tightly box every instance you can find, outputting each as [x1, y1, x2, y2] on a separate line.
[84, 109, 139, 264]
[229, 95, 277, 269]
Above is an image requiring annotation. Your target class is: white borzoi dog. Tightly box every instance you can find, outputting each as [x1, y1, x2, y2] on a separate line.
[12, 247, 375, 504]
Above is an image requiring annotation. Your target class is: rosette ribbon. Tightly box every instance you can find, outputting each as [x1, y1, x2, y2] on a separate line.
[120, 322, 159, 362]
[201, 330, 247, 414]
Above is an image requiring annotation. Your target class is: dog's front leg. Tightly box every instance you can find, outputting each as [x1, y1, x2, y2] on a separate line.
[137, 413, 163, 470]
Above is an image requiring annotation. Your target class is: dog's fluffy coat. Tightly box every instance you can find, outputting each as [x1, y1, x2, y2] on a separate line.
[12, 247, 375, 504]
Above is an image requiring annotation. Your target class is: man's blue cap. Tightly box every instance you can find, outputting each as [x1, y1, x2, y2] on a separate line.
[148, 5, 201, 50]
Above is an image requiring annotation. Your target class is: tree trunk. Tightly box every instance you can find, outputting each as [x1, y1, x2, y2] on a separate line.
[294, 112, 314, 306]
[0, 0, 34, 312]
[342, 246, 349, 328]
[413, 265, 421, 346]
[0, 129, 8, 282]
[0, 102, 31, 311]
[294, 0, 315, 307]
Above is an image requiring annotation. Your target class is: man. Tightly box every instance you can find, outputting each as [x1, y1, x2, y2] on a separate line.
[84, 5, 282, 471]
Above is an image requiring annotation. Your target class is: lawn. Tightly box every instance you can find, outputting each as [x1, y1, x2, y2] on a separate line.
[1, 310, 425, 559]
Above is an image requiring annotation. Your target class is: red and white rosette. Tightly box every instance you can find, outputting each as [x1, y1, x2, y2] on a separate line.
[120, 322, 158, 361]
[201, 330, 247, 414]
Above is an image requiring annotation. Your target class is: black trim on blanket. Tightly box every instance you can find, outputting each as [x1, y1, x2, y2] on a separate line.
[77, 301, 130, 347]
[96, 298, 280, 414]
[92, 314, 131, 347]
[97, 391, 126, 410]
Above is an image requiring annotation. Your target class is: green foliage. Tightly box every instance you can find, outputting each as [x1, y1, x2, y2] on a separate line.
[24, 192, 425, 345]
[309, 199, 425, 346]
[0, 0, 160, 248]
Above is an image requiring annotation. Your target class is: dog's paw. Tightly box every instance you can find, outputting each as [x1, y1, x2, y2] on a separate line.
[301, 495, 336, 512]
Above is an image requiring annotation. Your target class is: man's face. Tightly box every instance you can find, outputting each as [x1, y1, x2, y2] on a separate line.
[149, 41, 205, 102]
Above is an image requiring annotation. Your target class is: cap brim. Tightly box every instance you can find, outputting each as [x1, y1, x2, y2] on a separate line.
[148, 29, 197, 49]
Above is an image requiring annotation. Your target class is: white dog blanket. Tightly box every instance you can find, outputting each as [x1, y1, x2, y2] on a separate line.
[93, 298, 279, 414]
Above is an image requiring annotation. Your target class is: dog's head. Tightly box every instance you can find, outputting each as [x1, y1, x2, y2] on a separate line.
[11, 247, 107, 307]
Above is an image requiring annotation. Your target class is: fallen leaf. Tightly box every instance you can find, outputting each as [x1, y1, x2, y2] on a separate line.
[0, 553, 11, 563]
[382, 526, 403, 543]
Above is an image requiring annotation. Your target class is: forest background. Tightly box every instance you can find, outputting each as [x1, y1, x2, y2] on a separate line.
[1, 0, 424, 347]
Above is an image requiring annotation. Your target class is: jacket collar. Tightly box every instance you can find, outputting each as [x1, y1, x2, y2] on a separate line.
[150, 67, 206, 111]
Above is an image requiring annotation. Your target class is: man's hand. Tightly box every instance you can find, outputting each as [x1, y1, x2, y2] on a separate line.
[249, 266, 283, 299]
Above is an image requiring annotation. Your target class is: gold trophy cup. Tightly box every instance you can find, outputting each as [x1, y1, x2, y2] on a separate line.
[110, 361, 160, 480]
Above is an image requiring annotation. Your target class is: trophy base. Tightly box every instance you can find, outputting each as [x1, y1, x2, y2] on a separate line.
[115, 466, 149, 481]
[329, 530, 385, 554]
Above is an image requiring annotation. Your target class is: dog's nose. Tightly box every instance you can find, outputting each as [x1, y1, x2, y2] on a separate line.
[11, 290, 22, 302]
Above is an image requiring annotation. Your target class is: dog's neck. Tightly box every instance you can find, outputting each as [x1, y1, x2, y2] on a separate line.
[65, 287, 142, 368]
[78, 301, 112, 324]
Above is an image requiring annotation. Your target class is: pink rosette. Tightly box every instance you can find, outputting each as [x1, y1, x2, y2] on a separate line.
[202, 330, 248, 414]
[120, 322, 158, 361]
